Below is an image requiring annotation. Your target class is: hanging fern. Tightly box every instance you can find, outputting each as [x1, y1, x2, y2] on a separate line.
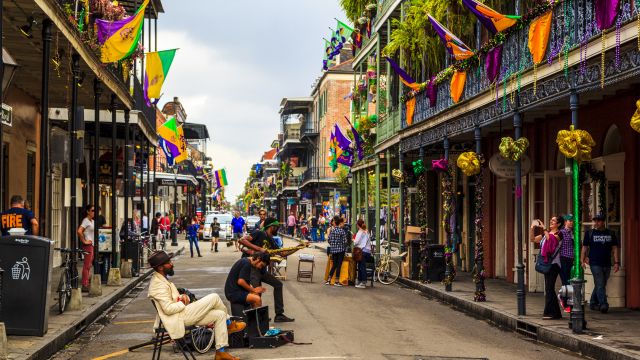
[340, 0, 370, 23]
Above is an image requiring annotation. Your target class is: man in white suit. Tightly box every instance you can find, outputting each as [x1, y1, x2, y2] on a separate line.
[147, 250, 245, 360]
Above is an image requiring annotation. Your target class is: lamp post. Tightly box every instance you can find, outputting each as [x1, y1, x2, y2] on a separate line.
[171, 166, 178, 246]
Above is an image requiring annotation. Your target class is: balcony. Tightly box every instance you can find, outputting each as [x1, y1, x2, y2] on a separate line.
[301, 123, 319, 138]
[402, 0, 640, 131]
[283, 177, 302, 189]
[132, 77, 157, 132]
[301, 167, 337, 187]
[376, 107, 401, 145]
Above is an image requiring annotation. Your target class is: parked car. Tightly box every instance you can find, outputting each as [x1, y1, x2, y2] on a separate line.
[202, 213, 233, 241]
[246, 216, 260, 230]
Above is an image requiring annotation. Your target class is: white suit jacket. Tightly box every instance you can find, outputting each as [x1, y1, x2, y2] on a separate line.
[148, 271, 187, 339]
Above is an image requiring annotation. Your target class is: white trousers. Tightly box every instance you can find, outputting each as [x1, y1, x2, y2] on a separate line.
[183, 293, 229, 349]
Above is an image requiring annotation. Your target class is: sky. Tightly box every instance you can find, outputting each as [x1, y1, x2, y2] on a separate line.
[156, 1, 346, 201]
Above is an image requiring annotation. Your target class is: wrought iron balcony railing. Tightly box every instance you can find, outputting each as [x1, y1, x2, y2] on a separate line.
[302, 167, 337, 184]
[132, 77, 156, 132]
[401, 0, 639, 129]
[376, 107, 401, 145]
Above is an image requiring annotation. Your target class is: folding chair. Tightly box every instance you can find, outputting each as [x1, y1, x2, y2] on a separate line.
[150, 301, 197, 360]
[297, 253, 315, 282]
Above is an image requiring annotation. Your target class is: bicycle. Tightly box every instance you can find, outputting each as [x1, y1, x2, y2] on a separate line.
[55, 247, 88, 314]
[375, 243, 403, 285]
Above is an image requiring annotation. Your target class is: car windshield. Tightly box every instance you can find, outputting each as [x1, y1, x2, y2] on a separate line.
[206, 214, 233, 224]
[246, 216, 260, 224]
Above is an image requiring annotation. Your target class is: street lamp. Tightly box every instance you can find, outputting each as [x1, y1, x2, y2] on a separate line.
[171, 166, 178, 246]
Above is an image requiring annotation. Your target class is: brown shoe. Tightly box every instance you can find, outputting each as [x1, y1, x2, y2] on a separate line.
[215, 351, 239, 360]
[227, 320, 246, 334]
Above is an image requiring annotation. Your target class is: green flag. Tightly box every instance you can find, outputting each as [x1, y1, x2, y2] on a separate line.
[336, 19, 354, 43]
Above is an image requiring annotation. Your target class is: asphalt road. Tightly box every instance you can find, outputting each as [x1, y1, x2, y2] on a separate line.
[50, 239, 583, 360]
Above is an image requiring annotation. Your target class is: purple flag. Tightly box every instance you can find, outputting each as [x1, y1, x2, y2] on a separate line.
[595, 0, 620, 30]
[485, 45, 503, 83]
[427, 76, 437, 107]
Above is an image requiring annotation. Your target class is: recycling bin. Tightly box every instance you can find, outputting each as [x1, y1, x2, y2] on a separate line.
[0, 235, 54, 336]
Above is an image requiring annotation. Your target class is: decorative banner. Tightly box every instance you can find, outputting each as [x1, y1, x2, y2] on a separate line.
[427, 76, 437, 107]
[96, 0, 149, 63]
[336, 19, 354, 44]
[485, 45, 503, 83]
[462, 0, 520, 34]
[498, 136, 529, 161]
[214, 169, 228, 188]
[456, 152, 481, 176]
[595, 0, 620, 29]
[428, 15, 474, 60]
[412, 159, 425, 175]
[385, 57, 421, 91]
[432, 158, 449, 172]
[631, 99, 640, 133]
[450, 70, 467, 103]
[528, 10, 553, 95]
[406, 97, 416, 126]
[174, 124, 188, 163]
[556, 125, 596, 163]
[144, 49, 177, 105]
[348, 121, 364, 160]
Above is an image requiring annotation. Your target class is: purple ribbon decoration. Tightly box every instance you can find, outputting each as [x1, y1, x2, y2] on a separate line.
[485, 45, 503, 83]
[432, 158, 449, 172]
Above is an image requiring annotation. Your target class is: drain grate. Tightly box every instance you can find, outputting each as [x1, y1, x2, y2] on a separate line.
[516, 320, 538, 340]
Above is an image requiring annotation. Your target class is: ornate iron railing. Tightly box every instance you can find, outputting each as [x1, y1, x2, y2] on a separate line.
[376, 107, 401, 145]
[401, 0, 639, 129]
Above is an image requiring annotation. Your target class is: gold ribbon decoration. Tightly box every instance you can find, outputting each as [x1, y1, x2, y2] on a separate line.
[630, 99, 640, 133]
[392, 169, 404, 182]
[498, 136, 529, 161]
[456, 151, 481, 176]
[556, 125, 596, 163]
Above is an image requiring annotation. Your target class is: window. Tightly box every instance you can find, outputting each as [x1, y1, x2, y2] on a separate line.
[26, 151, 36, 208]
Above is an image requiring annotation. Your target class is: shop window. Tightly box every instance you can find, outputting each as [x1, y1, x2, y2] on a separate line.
[26, 151, 36, 208]
[603, 125, 623, 156]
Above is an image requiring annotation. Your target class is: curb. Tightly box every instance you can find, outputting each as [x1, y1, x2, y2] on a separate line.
[26, 245, 185, 360]
[396, 277, 638, 360]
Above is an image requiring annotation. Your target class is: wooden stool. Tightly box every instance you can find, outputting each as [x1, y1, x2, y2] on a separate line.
[297, 253, 315, 282]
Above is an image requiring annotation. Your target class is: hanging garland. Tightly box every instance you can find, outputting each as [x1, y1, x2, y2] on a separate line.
[456, 151, 481, 176]
[556, 125, 596, 163]
[473, 155, 486, 302]
[392, 168, 405, 182]
[579, 163, 607, 218]
[412, 159, 425, 175]
[441, 165, 456, 287]
[499, 136, 529, 161]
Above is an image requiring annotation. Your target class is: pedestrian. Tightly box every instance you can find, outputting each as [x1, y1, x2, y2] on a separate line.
[287, 211, 296, 236]
[326, 215, 348, 287]
[150, 212, 161, 250]
[224, 252, 270, 310]
[559, 214, 575, 286]
[581, 213, 620, 313]
[187, 217, 202, 258]
[147, 250, 245, 360]
[530, 216, 564, 320]
[0, 195, 39, 236]
[77, 205, 95, 292]
[238, 218, 295, 322]
[211, 217, 221, 252]
[254, 208, 267, 231]
[310, 213, 318, 242]
[318, 214, 326, 241]
[231, 211, 246, 252]
[354, 219, 373, 288]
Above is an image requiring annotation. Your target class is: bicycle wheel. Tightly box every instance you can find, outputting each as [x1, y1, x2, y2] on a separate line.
[190, 326, 214, 354]
[58, 270, 70, 314]
[377, 260, 400, 285]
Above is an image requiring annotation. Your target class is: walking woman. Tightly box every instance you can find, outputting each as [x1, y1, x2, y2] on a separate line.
[187, 217, 202, 258]
[77, 205, 95, 292]
[530, 216, 564, 319]
[326, 216, 347, 287]
[354, 219, 372, 288]
[211, 217, 221, 252]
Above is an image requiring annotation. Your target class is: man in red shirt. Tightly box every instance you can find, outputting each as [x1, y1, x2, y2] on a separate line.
[159, 212, 171, 241]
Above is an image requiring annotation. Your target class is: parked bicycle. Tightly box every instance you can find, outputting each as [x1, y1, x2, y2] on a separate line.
[55, 247, 88, 314]
[375, 243, 403, 285]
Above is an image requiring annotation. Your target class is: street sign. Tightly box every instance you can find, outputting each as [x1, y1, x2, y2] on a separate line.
[1, 103, 12, 126]
[391, 188, 400, 194]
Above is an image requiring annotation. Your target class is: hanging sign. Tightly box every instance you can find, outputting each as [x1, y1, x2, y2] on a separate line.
[1, 104, 12, 126]
[489, 153, 531, 179]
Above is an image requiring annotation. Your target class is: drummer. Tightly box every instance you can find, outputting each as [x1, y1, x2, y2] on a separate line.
[238, 218, 294, 323]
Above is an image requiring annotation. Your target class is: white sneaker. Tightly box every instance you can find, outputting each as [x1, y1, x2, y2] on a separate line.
[333, 283, 343, 287]
[324, 281, 331, 285]
[355, 283, 366, 289]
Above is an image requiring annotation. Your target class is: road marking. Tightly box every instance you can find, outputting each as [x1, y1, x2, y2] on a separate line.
[253, 357, 352, 360]
[91, 349, 129, 360]
[112, 320, 155, 325]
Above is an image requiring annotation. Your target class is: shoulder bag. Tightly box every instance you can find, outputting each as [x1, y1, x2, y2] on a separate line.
[534, 236, 562, 274]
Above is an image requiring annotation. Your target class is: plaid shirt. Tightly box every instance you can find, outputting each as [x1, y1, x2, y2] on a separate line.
[559, 227, 574, 258]
[328, 227, 347, 254]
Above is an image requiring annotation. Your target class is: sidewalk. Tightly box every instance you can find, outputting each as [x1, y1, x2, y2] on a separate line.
[3, 239, 186, 360]
[283, 234, 640, 360]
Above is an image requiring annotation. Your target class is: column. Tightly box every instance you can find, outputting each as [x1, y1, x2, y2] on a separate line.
[124, 109, 130, 244]
[364, 167, 369, 231]
[398, 150, 404, 245]
[70, 53, 80, 287]
[110, 95, 118, 267]
[39, 18, 52, 234]
[474, 126, 486, 301]
[514, 95, 526, 315]
[375, 159, 381, 255]
[386, 149, 391, 243]
[444, 137, 452, 292]
[93, 78, 102, 273]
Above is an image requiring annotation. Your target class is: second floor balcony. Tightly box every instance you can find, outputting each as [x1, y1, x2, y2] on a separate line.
[301, 167, 337, 187]
[376, 107, 401, 146]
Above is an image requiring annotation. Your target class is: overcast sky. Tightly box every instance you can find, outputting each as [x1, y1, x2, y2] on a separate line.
[157, 1, 345, 201]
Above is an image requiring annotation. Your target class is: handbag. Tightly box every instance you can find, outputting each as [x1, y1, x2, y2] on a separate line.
[353, 247, 363, 262]
[535, 237, 562, 274]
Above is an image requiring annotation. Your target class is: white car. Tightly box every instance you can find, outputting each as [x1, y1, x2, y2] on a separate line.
[203, 213, 233, 241]
[246, 216, 261, 231]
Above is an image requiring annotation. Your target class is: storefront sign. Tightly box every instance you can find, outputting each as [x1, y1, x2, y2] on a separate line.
[407, 187, 417, 194]
[1, 104, 12, 126]
[489, 153, 531, 179]
[161, 179, 177, 185]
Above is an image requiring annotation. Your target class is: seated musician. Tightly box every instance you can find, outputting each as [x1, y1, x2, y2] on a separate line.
[238, 218, 295, 322]
[224, 252, 270, 309]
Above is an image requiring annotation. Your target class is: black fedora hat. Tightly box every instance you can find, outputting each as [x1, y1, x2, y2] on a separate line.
[148, 250, 174, 268]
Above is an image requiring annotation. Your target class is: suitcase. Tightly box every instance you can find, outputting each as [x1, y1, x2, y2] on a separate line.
[248, 330, 294, 349]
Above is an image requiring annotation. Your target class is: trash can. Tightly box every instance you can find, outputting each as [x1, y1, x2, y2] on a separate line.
[423, 244, 446, 283]
[408, 240, 422, 280]
[170, 223, 178, 245]
[121, 241, 140, 276]
[0, 235, 54, 336]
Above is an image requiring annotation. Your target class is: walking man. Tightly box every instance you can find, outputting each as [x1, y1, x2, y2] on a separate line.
[254, 208, 267, 231]
[581, 213, 620, 313]
[287, 211, 296, 236]
[231, 211, 246, 252]
[0, 195, 39, 235]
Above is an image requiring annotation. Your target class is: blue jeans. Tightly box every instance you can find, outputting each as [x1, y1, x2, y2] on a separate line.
[357, 252, 373, 283]
[590, 265, 611, 308]
[311, 227, 318, 242]
[188, 235, 201, 257]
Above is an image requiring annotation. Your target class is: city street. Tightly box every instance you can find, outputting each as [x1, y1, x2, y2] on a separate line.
[50, 240, 579, 360]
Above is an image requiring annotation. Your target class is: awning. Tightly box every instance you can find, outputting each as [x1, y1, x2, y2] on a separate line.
[143, 171, 198, 186]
